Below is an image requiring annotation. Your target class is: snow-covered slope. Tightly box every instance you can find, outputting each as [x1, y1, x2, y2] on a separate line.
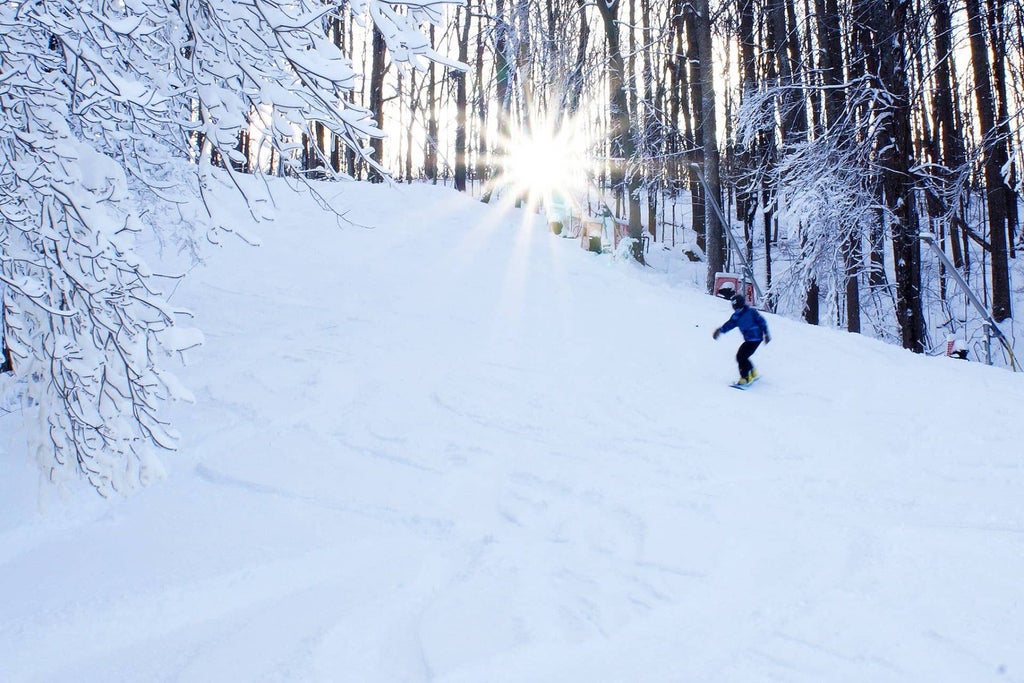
[2, 180, 1023, 682]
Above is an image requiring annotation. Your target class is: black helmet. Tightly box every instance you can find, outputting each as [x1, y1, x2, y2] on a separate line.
[730, 293, 746, 310]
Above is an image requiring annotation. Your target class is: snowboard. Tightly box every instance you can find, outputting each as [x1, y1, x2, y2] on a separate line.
[730, 375, 760, 390]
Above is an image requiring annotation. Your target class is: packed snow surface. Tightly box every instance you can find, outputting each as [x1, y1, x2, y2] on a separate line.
[2, 180, 1023, 682]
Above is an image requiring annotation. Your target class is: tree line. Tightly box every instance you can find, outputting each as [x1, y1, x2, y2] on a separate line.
[291, 0, 1021, 355]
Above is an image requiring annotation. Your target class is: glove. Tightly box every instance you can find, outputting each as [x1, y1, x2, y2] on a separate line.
[765, 333, 771, 344]
[712, 328, 721, 340]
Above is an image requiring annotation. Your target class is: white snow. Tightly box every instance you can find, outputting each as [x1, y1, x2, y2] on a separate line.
[1, 179, 1023, 682]
[158, 326, 207, 353]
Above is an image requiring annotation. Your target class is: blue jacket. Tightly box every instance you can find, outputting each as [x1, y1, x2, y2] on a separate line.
[720, 305, 769, 342]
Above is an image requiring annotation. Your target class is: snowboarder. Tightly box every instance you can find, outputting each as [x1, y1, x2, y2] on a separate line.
[713, 293, 770, 386]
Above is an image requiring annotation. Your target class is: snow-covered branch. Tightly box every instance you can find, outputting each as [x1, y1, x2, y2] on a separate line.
[0, 0, 461, 495]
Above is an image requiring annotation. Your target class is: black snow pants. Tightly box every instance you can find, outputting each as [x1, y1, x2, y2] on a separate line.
[736, 340, 761, 378]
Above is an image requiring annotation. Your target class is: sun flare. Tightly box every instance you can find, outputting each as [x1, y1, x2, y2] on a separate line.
[493, 112, 591, 211]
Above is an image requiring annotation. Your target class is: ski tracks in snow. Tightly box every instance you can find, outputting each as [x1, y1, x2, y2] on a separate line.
[7, 182, 1024, 681]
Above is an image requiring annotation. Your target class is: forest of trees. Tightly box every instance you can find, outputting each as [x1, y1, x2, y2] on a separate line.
[292, 0, 1022, 357]
[1, 0, 1021, 492]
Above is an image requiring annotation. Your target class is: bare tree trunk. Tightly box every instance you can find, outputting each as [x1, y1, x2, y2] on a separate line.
[737, 0, 757, 225]
[474, 0, 488, 189]
[926, 0, 966, 271]
[404, 70, 416, 182]
[368, 26, 388, 182]
[668, 0, 685, 189]
[768, 0, 814, 319]
[870, 0, 926, 350]
[767, 0, 805, 140]
[683, 3, 705, 252]
[483, 0, 511, 203]
[695, 0, 724, 287]
[565, 0, 590, 114]
[986, 0, 1018, 256]
[328, 15, 345, 174]
[641, 0, 658, 240]
[816, 0, 858, 331]
[425, 26, 439, 183]
[966, 0, 1013, 320]
[234, 128, 251, 173]
[848, 0, 887, 293]
[1, 301, 13, 373]
[454, 6, 471, 192]
[597, 0, 645, 262]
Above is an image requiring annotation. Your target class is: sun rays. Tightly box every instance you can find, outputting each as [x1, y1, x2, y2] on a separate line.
[431, 107, 596, 341]
[488, 110, 593, 219]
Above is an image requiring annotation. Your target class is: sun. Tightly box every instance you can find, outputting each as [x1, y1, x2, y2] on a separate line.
[492, 111, 591, 212]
